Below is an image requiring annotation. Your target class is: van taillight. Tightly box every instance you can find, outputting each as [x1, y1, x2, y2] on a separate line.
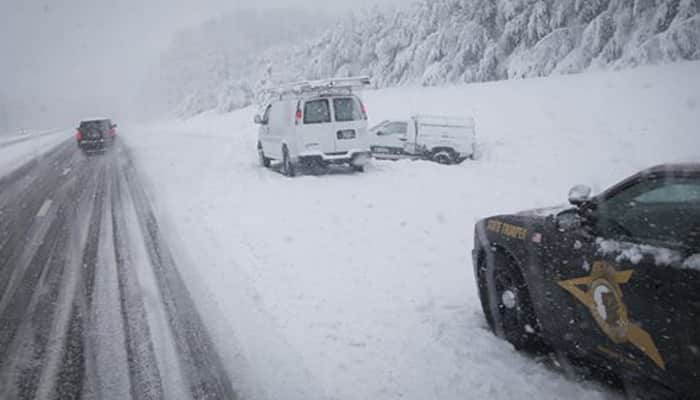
[76, 129, 82, 141]
[295, 110, 302, 125]
[360, 101, 367, 119]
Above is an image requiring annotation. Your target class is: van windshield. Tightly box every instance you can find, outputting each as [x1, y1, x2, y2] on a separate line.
[333, 97, 363, 122]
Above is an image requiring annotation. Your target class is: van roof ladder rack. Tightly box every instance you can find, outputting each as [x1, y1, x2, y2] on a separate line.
[261, 76, 371, 102]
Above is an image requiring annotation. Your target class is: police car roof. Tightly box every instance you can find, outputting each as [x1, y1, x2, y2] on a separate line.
[643, 163, 700, 176]
[598, 162, 699, 200]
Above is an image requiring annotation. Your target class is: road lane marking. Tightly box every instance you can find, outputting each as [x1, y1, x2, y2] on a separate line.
[36, 199, 53, 217]
[62, 168, 71, 176]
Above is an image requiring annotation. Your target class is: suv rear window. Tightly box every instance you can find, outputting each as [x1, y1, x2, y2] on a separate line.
[304, 100, 331, 124]
[80, 120, 111, 131]
[333, 97, 363, 122]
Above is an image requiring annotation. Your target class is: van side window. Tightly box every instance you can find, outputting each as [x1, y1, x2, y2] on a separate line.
[304, 99, 331, 124]
[333, 98, 363, 122]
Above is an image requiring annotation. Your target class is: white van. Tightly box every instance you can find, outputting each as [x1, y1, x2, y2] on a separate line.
[370, 115, 477, 164]
[255, 77, 373, 177]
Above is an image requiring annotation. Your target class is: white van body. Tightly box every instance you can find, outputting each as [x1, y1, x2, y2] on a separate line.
[370, 115, 477, 164]
[255, 77, 372, 176]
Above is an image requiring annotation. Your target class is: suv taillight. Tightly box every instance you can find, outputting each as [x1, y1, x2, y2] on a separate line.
[360, 101, 367, 120]
[76, 129, 82, 141]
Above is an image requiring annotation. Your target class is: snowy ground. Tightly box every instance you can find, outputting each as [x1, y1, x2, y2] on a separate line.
[125, 61, 700, 400]
[0, 129, 71, 174]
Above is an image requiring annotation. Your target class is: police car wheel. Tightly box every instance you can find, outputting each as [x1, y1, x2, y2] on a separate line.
[488, 252, 543, 351]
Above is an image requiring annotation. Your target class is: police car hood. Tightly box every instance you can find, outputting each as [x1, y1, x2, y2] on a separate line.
[516, 204, 571, 218]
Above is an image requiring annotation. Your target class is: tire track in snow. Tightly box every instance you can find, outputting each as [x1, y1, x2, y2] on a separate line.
[0, 141, 239, 399]
[0, 198, 69, 369]
[34, 165, 102, 400]
[0, 209, 68, 399]
[0, 148, 96, 399]
[51, 167, 107, 400]
[0, 141, 76, 302]
[90, 162, 135, 399]
[110, 165, 166, 400]
[121, 147, 239, 400]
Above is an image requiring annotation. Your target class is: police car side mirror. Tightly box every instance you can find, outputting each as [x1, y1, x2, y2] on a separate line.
[254, 115, 263, 125]
[568, 185, 592, 206]
[554, 209, 581, 232]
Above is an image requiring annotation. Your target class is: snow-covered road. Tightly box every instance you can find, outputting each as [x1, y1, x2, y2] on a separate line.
[126, 62, 700, 400]
[0, 141, 238, 399]
[0, 129, 71, 175]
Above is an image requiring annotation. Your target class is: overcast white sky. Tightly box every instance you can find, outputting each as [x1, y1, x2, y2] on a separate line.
[0, 0, 402, 131]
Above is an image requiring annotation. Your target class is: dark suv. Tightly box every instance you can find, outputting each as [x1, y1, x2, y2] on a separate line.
[76, 118, 117, 152]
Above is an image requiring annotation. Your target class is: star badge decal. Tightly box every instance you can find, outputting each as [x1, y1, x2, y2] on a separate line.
[558, 261, 665, 369]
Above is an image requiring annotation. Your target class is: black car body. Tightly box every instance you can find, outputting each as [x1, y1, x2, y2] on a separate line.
[472, 163, 700, 398]
[76, 118, 117, 152]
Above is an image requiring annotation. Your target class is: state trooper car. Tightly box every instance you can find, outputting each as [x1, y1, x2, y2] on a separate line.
[472, 163, 699, 398]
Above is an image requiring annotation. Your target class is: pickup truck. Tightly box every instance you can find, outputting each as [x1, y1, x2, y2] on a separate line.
[369, 115, 476, 164]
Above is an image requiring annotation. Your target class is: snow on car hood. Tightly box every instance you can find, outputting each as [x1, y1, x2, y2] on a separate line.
[516, 204, 572, 217]
[682, 254, 700, 271]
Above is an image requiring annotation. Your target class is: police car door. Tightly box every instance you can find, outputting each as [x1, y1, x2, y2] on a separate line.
[560, 175, 700, 385]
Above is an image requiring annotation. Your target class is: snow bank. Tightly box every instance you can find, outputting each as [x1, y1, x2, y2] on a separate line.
[0, 129, 70, 177]
[126, 62, 700, 400]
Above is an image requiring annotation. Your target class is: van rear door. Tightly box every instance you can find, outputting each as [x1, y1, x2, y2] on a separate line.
[331, 96, 368, 153]
[301, 98, 334, 155]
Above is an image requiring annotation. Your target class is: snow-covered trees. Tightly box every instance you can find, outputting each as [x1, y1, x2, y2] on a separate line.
[148, 0, 700, 117]
[268, 0, 697, 93]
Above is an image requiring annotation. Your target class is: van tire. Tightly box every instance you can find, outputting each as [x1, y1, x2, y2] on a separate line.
[352, 165, 365, 173]
[258, 143, 271, 168]
[282, 146, 296, 177]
